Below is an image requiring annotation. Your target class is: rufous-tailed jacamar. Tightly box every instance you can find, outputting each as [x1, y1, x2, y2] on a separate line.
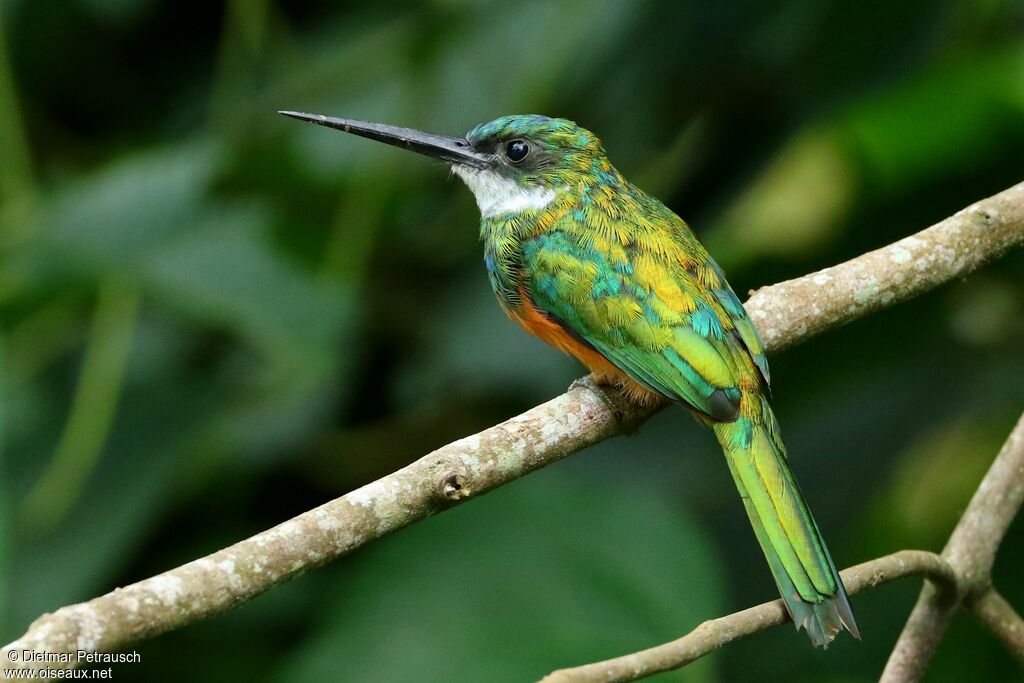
[280, 111, 859, 647]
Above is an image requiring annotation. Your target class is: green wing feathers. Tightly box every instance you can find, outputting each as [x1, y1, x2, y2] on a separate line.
[706, 259, 771, 387]
[522, 229, 754, 421]
[511, 193, 857, 646]
[715, 396, 859, 646]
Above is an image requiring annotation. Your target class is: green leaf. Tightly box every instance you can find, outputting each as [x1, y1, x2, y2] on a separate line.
[141, 205, 351, 371]
[40, 141, 221, 268]
[5, 371, 218, 636]
[25, 142, 352, 369]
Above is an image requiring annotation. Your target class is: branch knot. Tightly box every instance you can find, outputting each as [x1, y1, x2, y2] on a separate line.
[436, 469, 471, 503]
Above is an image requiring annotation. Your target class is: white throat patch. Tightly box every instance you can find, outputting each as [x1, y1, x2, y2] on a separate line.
[452, 166, 556, 218]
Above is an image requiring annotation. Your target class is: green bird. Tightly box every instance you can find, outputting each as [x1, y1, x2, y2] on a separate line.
[281, 111, 859, 647]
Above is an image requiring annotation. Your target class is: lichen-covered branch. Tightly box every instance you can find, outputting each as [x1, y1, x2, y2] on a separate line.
[2, 380, 644, 677]
[880, 409, 1024, 682]
[743, 181, 1024, 352]
[539, 551, 956, 683]
[3, 181, 1024, 678]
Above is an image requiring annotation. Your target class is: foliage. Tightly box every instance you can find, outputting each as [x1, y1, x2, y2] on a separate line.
[1, 1, 1023, 680]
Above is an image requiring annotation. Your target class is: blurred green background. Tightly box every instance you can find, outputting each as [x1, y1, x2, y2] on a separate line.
[2, 0, 1023, 681]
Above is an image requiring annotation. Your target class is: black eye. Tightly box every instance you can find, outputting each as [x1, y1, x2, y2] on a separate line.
[505, 140, 529, 162]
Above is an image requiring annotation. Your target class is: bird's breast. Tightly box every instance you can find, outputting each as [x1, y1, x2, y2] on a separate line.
[507, 283, 599, 363]
[506, 282, 660, 405]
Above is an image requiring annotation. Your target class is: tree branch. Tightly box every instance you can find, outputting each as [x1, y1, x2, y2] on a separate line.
[539, 551, 956, 683]
[880, 409, 1024, 682]
[968, 590, 1024, 665]
[4, 181, 1024, 678]
[742, 182, 1024, 353]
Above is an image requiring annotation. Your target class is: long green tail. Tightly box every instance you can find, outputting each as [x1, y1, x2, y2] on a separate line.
[713, 395, 859, 647]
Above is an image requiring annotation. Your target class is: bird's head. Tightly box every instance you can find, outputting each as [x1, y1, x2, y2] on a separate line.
[279, 111, 611, 217]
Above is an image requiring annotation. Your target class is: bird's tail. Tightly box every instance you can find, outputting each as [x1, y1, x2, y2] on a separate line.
[712, 395, 859, 647]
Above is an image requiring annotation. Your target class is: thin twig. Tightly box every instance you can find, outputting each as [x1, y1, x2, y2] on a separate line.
[540, 551, 955, 683]
[968, 590, 1024, 665]
[880, 409, 1024, 682]
[3, 181, 1024, 678]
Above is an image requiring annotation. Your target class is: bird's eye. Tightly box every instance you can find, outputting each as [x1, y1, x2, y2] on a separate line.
[505, 140, 530, 162]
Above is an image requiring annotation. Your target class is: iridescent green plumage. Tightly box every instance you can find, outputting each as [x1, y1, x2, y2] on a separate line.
[282, 110, 859, 647]
[465, 115, 858, 646]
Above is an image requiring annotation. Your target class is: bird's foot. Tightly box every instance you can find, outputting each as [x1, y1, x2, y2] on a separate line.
[569, 374, 649, 431]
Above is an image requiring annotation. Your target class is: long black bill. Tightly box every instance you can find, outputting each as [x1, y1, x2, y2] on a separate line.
[279, 111, 490, 169]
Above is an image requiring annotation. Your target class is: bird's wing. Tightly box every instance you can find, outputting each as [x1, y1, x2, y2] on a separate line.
[705, 260, 771, 386]
[521, 228, 760, 421]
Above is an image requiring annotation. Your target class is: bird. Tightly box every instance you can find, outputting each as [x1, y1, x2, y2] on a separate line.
[280, 110, 860, 647]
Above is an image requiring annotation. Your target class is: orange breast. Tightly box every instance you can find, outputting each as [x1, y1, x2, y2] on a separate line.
[508, 286, 660, 405]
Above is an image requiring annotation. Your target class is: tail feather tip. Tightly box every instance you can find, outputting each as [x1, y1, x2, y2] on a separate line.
[793, 596, 859, 648]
